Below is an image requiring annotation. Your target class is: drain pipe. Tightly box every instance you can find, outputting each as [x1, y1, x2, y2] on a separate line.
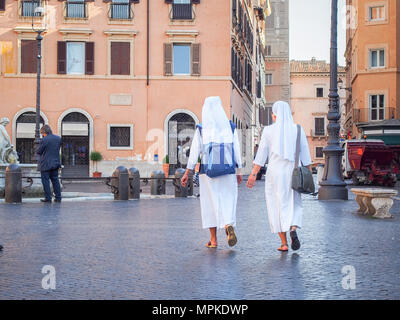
[146, 0, 150, 86]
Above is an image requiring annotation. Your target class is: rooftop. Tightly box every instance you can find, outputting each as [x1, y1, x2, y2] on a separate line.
[290, 57, 346, 74]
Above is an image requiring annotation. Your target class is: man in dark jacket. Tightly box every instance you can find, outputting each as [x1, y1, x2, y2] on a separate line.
[37, 125, 62, 203]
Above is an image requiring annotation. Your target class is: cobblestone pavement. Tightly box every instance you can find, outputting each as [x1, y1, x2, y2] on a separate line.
[0, 179, 399, 300]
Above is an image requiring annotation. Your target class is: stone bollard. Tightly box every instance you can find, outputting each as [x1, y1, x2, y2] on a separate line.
[112, 166, 129, 200]
[317, 164, 324, 185]
[5, 164, 22, 203]
[173, 168, 193, 198]
[128, 167, 140, 199]
[151, 170, 166, 195]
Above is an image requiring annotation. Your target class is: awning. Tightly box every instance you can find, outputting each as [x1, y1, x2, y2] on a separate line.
[62, 123, 88, 136]
[16, 123, 43, 139]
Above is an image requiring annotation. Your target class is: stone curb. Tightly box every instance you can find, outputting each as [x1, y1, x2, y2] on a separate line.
[0, 193, 199, 203]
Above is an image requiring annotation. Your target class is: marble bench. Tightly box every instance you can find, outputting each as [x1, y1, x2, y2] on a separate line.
[351, 188, 397, 219]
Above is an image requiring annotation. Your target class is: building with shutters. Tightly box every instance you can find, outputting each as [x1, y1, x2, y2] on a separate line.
[262, 0, 289, 127]
[290, 59, 346, 166]
[0, 0, 267, 176]
[344, 0, 400, 144]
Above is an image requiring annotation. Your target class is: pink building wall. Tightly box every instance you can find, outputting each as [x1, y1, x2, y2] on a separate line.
[1, 1, 262, 176]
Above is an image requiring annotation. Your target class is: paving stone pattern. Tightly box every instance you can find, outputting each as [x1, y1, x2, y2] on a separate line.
[0, 180, 399, 299]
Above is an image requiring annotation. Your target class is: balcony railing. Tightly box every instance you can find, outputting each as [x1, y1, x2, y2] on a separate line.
[20, 1, 42, 17]
[65, 1, 87, 19]
[171, 3, 193, 20]
[109, 3, 133, 20]
[353, 107, 397, 123]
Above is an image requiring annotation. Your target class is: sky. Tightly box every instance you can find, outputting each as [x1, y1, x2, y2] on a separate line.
[289, 0, 347, 66]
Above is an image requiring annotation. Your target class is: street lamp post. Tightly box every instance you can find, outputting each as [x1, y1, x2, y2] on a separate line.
[318, 0, 348, 200]
[31, 1, 46, 164]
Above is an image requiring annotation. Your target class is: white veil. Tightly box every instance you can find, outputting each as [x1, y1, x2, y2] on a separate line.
[201, 96, 233, 145]
[270, 101, 298, 162]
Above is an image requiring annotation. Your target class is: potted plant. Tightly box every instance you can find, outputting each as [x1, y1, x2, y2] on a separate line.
[162, 155, 169, 178]
[90, 151, 103, 178]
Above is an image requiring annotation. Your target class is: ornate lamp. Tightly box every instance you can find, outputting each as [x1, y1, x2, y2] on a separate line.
[318, 0, 348, 200]
[31, 1, 46, 164]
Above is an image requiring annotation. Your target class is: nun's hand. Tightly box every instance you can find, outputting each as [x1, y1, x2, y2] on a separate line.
[236, 174, 243, 185]
[181, 170, 189, 187]
[246, 174, 256, 189]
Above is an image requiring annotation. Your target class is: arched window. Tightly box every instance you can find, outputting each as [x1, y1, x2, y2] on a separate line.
[168, 112, 196, 174]
[62, 112, 90, 123]
[16, 112, 45, 164]
[61, 112, 90, 177]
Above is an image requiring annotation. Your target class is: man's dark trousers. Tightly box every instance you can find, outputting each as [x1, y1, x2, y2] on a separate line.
[37, 133, 62, 201]
[41, 168, 61, 201]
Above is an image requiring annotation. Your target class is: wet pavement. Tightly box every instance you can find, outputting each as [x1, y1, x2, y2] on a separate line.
[0, 179, 399, 300]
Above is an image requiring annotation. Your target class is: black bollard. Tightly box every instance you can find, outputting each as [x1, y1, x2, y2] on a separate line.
[128, 167, 140, 199]
[112, 166, 129, 200]
[5, 164, 22, 203]
[151, 170, 166, 195]
[173, 168, 192, 198]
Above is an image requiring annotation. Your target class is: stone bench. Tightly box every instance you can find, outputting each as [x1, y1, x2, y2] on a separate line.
[351, 188, 397, 219]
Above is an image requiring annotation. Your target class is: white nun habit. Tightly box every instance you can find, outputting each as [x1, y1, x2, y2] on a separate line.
[254, 101, 312, 233]
[186, 96, 242, 229]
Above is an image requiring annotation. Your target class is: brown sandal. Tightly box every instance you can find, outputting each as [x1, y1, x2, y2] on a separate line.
[206, 241, 217, 248]
[225, 225, 237, 247]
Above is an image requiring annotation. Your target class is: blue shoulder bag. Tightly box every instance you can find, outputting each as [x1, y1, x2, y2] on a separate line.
[196, 121, 237, 178]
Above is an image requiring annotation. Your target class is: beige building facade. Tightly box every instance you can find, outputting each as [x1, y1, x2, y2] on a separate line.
[344, 0, 400, 143]
[290, 59, 346, 166]
[262, 0, 289, 127]
[0, 0, 268, 176]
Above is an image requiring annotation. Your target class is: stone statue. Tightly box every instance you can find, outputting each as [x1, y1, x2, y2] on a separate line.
[0, 118, 19, 164]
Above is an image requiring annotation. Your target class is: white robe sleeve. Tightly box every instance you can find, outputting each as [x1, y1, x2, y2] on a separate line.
[254, 127, 269, 166]
[233, 129, 242, 169]
[186, 128, 202, 171]
[299, 127, 312, 166]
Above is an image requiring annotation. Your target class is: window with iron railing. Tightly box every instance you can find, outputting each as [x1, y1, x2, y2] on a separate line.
[353, 106, 395, 123]
[20, 1, 42, 17]
[110, 126, 131, 148]
[369, 94, 385, 121]
[65, 0, 87, 19]
[172, 0, 192, 20]
[315, 147, 324, 159]
[110, 0, 132, 20]
[314, 117, 325, 136]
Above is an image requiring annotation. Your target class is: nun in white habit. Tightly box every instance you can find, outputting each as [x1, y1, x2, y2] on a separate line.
[247, 101, 312, 252]
[181, 96, 243, 248]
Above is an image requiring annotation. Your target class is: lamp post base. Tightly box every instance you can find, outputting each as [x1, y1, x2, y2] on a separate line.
[318, 185, 348, 200]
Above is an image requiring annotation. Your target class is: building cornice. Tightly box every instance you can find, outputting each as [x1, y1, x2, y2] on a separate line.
[14, 26, 48, 34]
[59, 28, 93, 35]
[291, 72, 346, 77]
[165, 30, 199, 37]
[104, 29, 139, 37]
